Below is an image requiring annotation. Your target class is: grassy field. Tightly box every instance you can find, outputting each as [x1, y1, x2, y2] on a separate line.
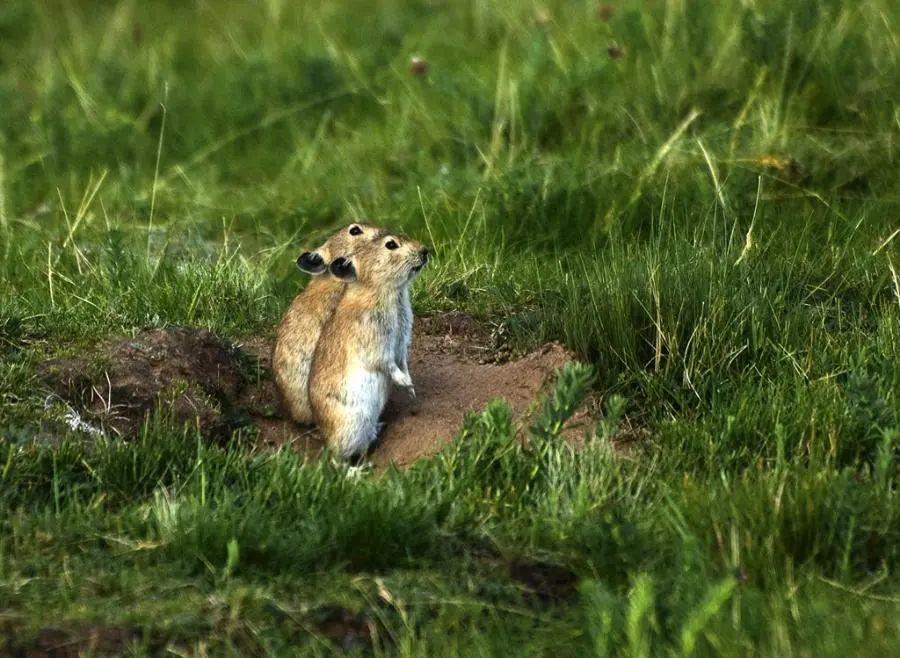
[1, 0, 899, 654]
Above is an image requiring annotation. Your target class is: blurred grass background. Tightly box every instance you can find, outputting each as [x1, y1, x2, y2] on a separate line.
[0, 0, 898, 654]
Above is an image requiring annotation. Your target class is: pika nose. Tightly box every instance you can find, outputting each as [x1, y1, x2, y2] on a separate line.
[420, 247, 429, 262]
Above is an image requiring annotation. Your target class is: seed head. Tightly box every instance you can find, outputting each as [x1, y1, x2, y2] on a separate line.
[409, 56, 428, 77]
[607, 43, 626, 59]
[597, 5, 616, 22]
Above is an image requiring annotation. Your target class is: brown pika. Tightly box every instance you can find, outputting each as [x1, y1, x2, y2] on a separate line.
[309, 232, 429, 459]
[273, 222, 386, 425]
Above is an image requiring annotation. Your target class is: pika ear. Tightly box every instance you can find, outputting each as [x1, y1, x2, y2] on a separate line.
[329, 257, 357, 282]
[296, 251, 327, 275]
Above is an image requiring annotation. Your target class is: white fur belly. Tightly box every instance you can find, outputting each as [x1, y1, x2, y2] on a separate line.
[332, 367, 389, 457]
[344, 368, 389, 416]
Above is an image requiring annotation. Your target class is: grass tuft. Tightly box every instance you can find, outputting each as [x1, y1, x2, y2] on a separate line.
[0, 0, 897, 652]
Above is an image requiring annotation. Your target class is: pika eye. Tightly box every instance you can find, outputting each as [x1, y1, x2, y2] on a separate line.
[385, 240, 399, 250]
[349, 225, 363, 236]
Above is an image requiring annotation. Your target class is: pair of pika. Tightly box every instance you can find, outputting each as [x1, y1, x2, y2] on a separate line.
[273, 223, 428, 458]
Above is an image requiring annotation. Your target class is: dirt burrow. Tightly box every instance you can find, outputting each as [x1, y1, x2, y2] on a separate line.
[39, 314, 592, 464]
[40, 327, 248, 443]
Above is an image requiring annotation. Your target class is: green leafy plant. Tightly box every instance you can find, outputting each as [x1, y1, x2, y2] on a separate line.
[530, 362, 596, 442]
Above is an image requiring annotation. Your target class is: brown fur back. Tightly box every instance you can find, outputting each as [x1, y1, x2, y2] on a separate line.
[272, 222, 385, 424]
[273, 276, 344, 423]
[308, 232, 427, 457]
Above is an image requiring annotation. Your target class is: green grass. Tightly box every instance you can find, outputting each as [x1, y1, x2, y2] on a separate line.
[1, 0, 898, 654]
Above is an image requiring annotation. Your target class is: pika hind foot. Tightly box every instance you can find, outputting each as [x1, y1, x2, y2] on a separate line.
[331, 456, 371, 479]
[345, 463, 371, 480]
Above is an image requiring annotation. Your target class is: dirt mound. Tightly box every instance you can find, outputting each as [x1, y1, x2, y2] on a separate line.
[40, 327, 248, 442]
[39, 315, 588, 464]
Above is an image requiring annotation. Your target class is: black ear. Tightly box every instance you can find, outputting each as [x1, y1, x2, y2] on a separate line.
[329, 257, 357, 282]
[297, 251, 326, 275]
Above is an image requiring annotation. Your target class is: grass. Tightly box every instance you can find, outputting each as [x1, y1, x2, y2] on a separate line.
[1, 0, 898, 654]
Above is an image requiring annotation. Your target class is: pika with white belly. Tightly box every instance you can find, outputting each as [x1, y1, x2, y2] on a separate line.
[309, 232, 428, 459]
[273, 223, 385, 425]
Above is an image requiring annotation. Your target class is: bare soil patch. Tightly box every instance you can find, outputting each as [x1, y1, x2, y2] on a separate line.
[40, 327, 247, 443]
[310, 605, 374, 652]
[39, 314, 591, 465]
[374, 336, 575, 465]
[0, 624, 164, 657]
[508, 559, 580, 605]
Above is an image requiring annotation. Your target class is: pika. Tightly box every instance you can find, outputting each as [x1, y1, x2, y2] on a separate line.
[273, 223, 385, 424]
[309, 232, 428, 459]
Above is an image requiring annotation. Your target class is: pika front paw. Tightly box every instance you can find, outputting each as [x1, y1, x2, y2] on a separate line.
[391, 368, 416, 397]
[400, 373, 416, 398]
[390, 365, 415, 393]
[396, 370, 414, 389]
